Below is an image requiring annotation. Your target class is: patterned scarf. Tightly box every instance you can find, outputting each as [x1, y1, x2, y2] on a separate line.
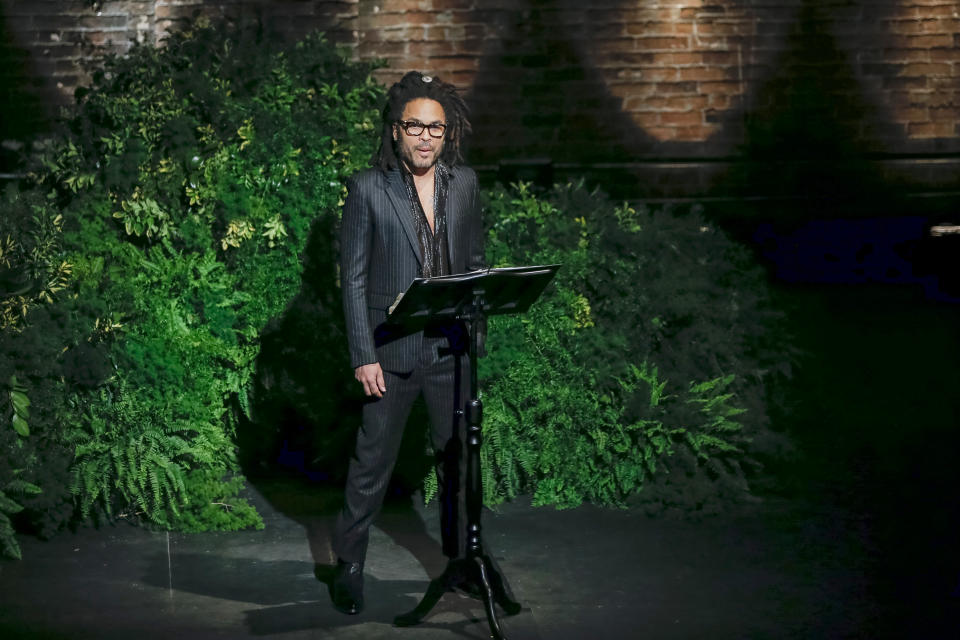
[401, 161, 450, 278]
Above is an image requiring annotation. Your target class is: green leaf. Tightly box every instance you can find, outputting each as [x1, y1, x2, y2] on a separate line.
[11, 391, 30, 415]
[11, 414, 29, 437]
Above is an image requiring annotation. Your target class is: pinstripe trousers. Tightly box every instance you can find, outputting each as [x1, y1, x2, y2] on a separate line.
[332, 330, 471, 565]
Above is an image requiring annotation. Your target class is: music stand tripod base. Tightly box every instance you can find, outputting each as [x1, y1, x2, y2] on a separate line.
[387, 266, 558, 639]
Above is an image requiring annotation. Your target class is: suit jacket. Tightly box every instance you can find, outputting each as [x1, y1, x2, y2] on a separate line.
[340, 165, 484, 372]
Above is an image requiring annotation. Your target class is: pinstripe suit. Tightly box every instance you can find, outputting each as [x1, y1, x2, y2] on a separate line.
[333, 164, 484, 565]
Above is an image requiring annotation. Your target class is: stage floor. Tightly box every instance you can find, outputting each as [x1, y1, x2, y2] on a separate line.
[0, 475, 955, 639]
[1, 284, 958, 639]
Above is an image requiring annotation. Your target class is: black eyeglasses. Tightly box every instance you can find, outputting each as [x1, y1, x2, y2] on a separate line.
[396, 120, 447, 138]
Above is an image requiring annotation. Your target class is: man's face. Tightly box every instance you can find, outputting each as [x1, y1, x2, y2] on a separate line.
[393, 98, 446, 174]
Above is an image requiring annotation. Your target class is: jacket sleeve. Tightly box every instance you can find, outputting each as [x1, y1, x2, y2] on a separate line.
[465, 170, 488, 356]
[467, 170, 485, 273]
[340, 174, 378, 369]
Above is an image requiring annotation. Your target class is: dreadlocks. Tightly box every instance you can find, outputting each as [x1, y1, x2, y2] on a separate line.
[374, 71, 471, 172]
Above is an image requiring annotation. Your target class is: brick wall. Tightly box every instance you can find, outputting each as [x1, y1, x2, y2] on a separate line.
[1, 0, 958, 200]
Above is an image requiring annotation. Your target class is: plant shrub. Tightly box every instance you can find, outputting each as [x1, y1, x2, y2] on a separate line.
[1, 20, 793, 558]
[0, 18, 383, 553]
[0, 187, 84, 558]
[469, 181, 793, 514]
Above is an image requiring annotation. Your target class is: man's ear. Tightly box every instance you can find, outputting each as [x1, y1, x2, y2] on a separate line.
[392, 124, 398, 141]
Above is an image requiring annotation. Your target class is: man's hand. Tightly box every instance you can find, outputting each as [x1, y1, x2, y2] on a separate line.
[355, 363, 386, 398]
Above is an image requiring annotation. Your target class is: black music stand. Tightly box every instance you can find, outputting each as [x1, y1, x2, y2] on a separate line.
[388, 265, 559, 640]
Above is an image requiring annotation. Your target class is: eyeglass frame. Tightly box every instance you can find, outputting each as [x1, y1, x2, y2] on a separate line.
[396, 120, 447, 138]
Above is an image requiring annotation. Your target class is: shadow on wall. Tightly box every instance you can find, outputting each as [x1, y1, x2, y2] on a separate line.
[723, 0, 904, 217]
[240, 212, 355, 484]
[240, 212, 435, 493]
[0, 9, 46, 172]
[464, 0, 935, 215]
[465, 0, 659, 168]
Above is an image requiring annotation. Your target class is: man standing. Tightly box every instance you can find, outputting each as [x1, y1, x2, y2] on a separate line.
[331, 71, 484, 615]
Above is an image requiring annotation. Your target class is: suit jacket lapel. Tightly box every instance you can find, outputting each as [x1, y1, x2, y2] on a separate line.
[445, 167, 460, 264]
[385, 169, 423, 267]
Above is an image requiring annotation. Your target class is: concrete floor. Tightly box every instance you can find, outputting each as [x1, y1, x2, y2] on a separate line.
[1, 285, 958, 639]
[0, 473, 956, 640]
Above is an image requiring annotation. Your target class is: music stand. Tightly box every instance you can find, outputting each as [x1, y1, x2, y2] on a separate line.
[389, 265, 559, 640]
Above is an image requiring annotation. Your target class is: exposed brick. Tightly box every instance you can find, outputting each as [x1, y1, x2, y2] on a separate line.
[590, 37, 638, 55]
[697, 81, 742, 96]
[625, 112, 664, 128]
[654, 81, 699, 95]
[925, 90, 960, 108]
[645, 126, 677, 141]
[2, 0, 959, 190]
[929, 106, 957, 121]
[923, 17, 960, 33]
[881, 47, 931, 63]
[634, 36, 690, 51]
[660, 110, 703, 126]
[406, 40, 456, 57]
[694, 20, 752, 36]
[677, 66, 731, 82]
[636, 66, 680, 82]
[591, 52, 656, 68]
[613, 82, 658, 100]
[427, 55, 477, 72]
[883, 18, 925, 35]
[664, 95, 710, 111]
[707, 93, 732, 109]
[701, 50, 738, 65]
[625, 21, 680, 37]
[862, 62, 905, 76]
[675, 124, 717, 141]
[580, 22, 627, 40]
[618, 7, 680, 23]
[901, 62, 952, 76]
[884, 75, 930, 90]
[899, 106, 931, 121]
[929, 48, 958, 63]
[378, 26, 423, 42]
[908, 121, 955, 138]
[902, 34, 954, 48]
[663, 52, 703, 65]
[430, 0, 473, 10]
[923, 3, 959, 17]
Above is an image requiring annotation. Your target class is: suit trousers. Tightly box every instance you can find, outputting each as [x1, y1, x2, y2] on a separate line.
[332, 331, 470, 566]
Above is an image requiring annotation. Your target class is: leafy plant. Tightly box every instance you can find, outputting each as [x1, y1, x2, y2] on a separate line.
[1, 18, 383, 551]
[0, 186, 84, 557]
[5, 376, 30, 437]
[466, 180, 793, 513]
[0, 376, 40, 559]
[0, 475, 42, 559]
[0, 190, 71, 332]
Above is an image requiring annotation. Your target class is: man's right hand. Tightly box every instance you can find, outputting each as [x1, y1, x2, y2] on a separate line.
[355, 363, 386, 398]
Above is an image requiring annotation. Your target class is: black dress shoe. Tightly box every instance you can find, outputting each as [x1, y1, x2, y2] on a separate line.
[331, 559, 364, 615]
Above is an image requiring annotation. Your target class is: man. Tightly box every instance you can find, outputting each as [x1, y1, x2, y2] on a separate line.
[331, 71, 484, 615]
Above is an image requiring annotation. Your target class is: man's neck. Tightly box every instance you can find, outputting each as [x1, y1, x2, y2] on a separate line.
[404, 161, 435, 182]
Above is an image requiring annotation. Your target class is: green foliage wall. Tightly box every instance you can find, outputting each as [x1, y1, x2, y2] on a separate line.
[0, 19, 382, 557]
[0, 19, 792, 559]
[470, 182, 792, 514]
